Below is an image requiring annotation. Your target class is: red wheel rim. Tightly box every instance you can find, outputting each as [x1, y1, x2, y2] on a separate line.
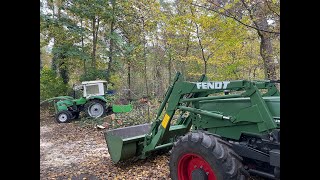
[178, 153, 217, 180]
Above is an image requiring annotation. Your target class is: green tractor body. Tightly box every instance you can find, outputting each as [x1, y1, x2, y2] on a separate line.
[104, 72, 280, 179]
[55, 96, 108, 112]
[52, 80, 111, 123]
[56, 97, 84, 111]
[41, 80, 134, 123]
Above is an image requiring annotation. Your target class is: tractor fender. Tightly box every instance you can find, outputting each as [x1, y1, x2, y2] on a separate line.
[56, 101, 69, 111]
[87, 96, 107, 102]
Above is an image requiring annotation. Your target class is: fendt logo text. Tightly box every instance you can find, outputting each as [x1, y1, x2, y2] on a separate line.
[196, 81, 230, 89]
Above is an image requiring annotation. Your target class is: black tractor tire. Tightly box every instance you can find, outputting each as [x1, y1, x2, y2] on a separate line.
[55, 110, 72, 123]
[169, 131, 246, 180]
[84, 99, 106, 118]
[106, 106, 113, 116]
[71, 112, 80, 120]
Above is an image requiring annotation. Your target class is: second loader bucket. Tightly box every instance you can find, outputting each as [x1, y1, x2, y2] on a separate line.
[104, 123, 151, 163]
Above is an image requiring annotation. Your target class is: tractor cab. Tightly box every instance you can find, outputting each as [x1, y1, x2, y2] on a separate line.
[73, 80, 108, 98]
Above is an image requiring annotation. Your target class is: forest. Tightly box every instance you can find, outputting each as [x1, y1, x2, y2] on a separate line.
[40, 0, 280, 101]
[40, 1, 280, 179]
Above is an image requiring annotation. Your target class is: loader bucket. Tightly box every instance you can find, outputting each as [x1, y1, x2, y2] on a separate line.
[104, 123, 151, 163]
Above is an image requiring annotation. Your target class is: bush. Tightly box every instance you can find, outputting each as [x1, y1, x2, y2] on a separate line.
[40, 67, 70, 101]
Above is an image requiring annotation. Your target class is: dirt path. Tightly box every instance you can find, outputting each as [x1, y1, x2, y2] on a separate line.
[40, 112, 170, 180]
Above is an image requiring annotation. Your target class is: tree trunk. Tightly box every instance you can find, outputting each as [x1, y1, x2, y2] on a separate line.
[195, 22, 207, 75]
[59, 64, 69, 84]
[52, 44, 69, 84]
[253, 66, 257, 78]
[107, 21, 114, 81]
[143, 44, 148, 98]
[141, 17, 150, 121]
[156, 63, 162, 98]
[144, 50, 150, 122]
[141, 18, 148, 97]
[127, 61, 131, 101]
[204, 60, 207, 74]
[259, 32, 276, 79]
[251, 18, 277, 80]
[51, 1, 60, 75]
[107, 3, 115, 81]
[91, 17, 99, 69]
[40, 51, 43, 72]
[91, 17, 96, 68]
[81, 20, 86, 75]
[181, 33, 190, 76]
[152, 40, 160, 98]
[168, 49, 172, 85]
[241, 0, 277, 80]
[185, 34, 190, 56]
[59, 54, 69, 84]
[51, 53, 58, 74]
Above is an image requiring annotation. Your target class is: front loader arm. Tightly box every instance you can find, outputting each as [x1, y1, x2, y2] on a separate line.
[254, 81, 280, 96]
[142, 76, 243, 154]
[142, 73, 208, 154]
[142, 74, 278, 156]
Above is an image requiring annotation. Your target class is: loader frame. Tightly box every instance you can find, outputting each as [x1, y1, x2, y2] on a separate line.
[105, 72, 280, 179]
[139, 72, 279, 158]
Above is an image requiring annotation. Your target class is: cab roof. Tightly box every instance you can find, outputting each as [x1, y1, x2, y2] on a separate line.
[81, 80, 107, 85]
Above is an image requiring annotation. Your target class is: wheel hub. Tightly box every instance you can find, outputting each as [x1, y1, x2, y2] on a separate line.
[88, 103, 104, 117]
[58, 114, 68, 122]
[192, 168, 208, 180]
[178, 153, 216, 180]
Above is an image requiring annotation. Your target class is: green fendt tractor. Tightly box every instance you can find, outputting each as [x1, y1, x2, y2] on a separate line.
[52, 80, 112, 123]
[104, 72, 280, 180]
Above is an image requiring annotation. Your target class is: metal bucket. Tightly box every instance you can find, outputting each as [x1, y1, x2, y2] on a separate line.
[104, 123, 151, 163]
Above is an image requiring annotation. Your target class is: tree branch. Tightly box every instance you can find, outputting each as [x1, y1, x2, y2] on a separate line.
[239, 0, 264, 37]
[265, 0, 280, 18]
[191, 3, 280, 34]
[195, 22, 206, 62]
[207, 53, 213, 61]
[190, 6, 207, 62]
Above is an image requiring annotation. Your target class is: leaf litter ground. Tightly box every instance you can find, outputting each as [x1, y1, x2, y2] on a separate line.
[40, 107, 170, 180]
[40, 107, 263, 180]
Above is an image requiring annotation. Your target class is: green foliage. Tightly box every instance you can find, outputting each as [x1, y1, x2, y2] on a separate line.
[40, 67, 70, 100]
[79, 67, 106, 82]
[108, 74, 121, 90]
[40, 0, 279, 101]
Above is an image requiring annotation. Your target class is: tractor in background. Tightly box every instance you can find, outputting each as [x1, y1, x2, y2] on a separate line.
[40, 80, 134, 123]
[53, 80, 112, 123]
